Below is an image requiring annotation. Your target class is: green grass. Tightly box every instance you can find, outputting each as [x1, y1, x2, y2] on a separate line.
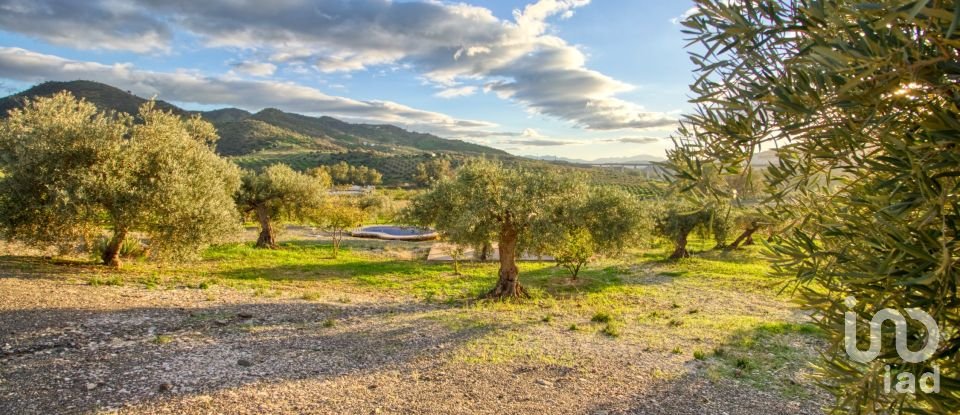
[591, 311, 614, 323]
[153, 335, 174, 345]
[601, 322, 622, 338]
[88, 275, 124, 287]
[15, 236, 823, 401]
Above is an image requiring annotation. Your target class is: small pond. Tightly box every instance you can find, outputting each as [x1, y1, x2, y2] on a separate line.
[350, 225, 438, 241]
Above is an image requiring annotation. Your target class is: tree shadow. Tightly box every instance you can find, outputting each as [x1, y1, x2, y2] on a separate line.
[215, 259, 439, 282]
[585, 321, 830, 414]
[0, 255, 102, 281]
[0, 301, 499, 414]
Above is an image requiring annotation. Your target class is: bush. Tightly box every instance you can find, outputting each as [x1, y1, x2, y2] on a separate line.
[93, 236, 145, 260]
[591, 311, 613, 323]
[601, 322, 622, 338]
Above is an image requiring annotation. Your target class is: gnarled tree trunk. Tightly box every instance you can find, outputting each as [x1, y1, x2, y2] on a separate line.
[727, 222, 760, 250]
[254, 204, 277, 249]
[479, 242, 492, 261]
[669, 231, 691, 259]
[102, 228, 127, 268]
[486, 226, 528, 299]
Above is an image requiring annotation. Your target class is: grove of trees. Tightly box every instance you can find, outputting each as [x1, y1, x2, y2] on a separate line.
[319, 161, 383, 186]
[0, 93, 242, 266]
[414, 157, 453, 187]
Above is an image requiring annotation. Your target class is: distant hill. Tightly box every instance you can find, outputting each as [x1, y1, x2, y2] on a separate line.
[213, 119, 346, 156]
[0, 80, 186, 118]
[200, 108, 252, 124]
[0, 80, 509, 163]
[0, 80, 668, 190]
[246, 108, 505, 156]
[751, 149, 779, 166]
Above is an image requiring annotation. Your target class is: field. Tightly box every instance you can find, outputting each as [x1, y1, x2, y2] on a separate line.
[0, 232, 829, 414]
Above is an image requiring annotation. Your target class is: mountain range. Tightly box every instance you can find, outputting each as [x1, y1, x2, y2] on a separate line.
[0, 80, 508, 160]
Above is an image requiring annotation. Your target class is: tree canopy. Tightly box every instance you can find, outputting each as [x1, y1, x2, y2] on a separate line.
[406, 160, 644, 298]
[670, 0, 960, 411]
[311, 196, 368, 258]
[0, 92, 241, 265]
[320, 161, 383, 186]
[415, 157, 453, 187]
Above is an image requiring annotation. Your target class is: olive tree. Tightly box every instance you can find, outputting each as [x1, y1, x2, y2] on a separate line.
[235, 164, 326, 249]
[312, 196, 367, 258]
[415, 158, 453, 187]
[406, 160, 644, 298]
[306, 166, 334, 189]
[726, 212, 767, 251]
[550, 228, 594, 279]
[653, 202, 712, 260]
[0, 92, 241, 266]
[445, 239, 468, 275]
[670, 1, 960, 411]
[549, 186, 647, 278]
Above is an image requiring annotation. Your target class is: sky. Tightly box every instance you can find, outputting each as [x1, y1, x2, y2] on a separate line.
[0, 0, 698, 161]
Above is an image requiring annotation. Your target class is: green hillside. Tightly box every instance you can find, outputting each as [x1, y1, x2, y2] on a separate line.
[248, 108, 507, 156]
[200, 107, 252, 124]
[0, 80, 665, 192]
[0, 80, 509, 167]
[214, 119, 345, 156]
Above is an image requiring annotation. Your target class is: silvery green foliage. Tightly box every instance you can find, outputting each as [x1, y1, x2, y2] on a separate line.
[236, 164, 326, 222]
[670, 1, 960, 411]
[235, 163, 327, 249]
[125, 103, 242, 260]
[405, 159, 587, 256]
[0, 92, 241, 261]
[405, 160, 647, 288]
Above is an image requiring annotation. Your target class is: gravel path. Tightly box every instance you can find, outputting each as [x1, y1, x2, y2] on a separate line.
[0, 272, 829, 415]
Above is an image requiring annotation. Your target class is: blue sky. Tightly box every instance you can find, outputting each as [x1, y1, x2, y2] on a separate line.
[0, 0, 697, 160]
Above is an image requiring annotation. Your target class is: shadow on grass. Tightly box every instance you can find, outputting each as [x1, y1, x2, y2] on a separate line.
[0, 239, 771, 302]
[0, 255, 106, 281]
[586, 321, 829, 414]
[204, 241, 639, 299]
[0, 301, 500, 414]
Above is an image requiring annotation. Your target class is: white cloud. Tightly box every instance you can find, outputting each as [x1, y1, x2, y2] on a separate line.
[0, 0, 170, 52]
[435, 86, 477, 99]
[505, 138, 580, 147]
[230, 61, 276, 77]
[603, 136, 662, 144]
[521, 128, 543, 137]
[0, 0, 677, 131]
[671, 7, 699, 24]
[0, 47, 498, 137]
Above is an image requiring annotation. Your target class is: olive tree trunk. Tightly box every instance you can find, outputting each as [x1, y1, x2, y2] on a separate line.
[727, 223, 760, 250]
[254, 204, 277, 249]
[669, 231, 691, 259]
[479, 242, 492, 261]
[101, 228, 128, 267]
[486, 226, 528, 299]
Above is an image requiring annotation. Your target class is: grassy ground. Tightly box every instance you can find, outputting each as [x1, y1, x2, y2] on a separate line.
[0, 235, 828, 413]
[112, 238, 821, 395]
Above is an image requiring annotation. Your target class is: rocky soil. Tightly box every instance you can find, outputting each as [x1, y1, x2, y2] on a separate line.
[0, 276, 828, 415]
